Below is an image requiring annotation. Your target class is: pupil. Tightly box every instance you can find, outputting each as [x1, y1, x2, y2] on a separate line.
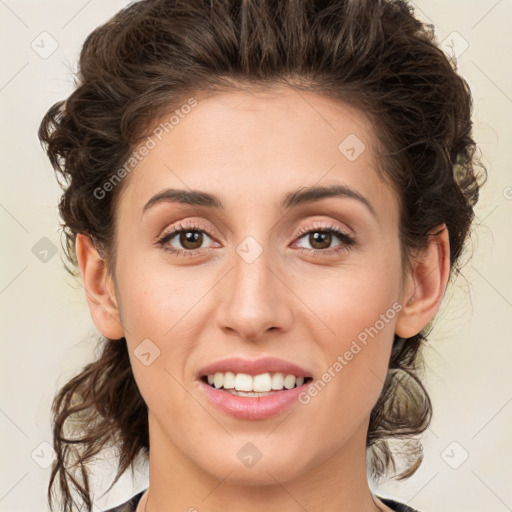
[310, 231, 331, 249]
[180, 231, 202, 249]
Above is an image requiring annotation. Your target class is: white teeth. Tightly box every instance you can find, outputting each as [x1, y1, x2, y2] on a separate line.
[271, 373, 284, 390]
[227, 390, 275, 397]
[213, 372, 223, 389]
[234, 373, 253, 391]
[223, 371, 235, 389]
[253, 372, 272, 392]
[206, 371, 308, 392]
[284, 374, 296, 389]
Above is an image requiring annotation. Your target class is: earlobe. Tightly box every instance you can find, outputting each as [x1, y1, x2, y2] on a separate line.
[75, 233, 125, 340]
[395, 225, 451, 339]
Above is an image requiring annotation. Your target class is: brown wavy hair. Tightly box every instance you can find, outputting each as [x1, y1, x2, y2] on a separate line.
[38, 0, 485, 510]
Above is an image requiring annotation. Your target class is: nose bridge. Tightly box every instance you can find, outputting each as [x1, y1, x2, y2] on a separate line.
[216, 234, 292, 340]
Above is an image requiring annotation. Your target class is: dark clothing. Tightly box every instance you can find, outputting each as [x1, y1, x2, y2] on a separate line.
[104, 490, 421, 512]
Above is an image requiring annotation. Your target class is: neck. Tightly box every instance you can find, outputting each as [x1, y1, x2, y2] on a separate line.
[139, 413, 385, 512]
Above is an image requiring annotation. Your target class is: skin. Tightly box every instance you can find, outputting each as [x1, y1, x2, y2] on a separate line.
[76, 86, 450, 512]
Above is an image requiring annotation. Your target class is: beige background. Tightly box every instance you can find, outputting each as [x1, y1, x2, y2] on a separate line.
[1, 1, 511, 511]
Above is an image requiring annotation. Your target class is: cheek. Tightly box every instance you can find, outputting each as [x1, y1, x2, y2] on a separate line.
[115, 259, 219, 408]
[291, 243, 402, 348]
[115, 257, 215, 339]
[299, 318, 396, 451]
[291, 248, 401, 430]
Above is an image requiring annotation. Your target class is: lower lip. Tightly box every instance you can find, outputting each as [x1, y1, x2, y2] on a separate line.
[198, 379, 310, 420]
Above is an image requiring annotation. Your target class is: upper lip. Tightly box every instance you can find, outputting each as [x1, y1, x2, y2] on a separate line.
[197, 356, 313, 379]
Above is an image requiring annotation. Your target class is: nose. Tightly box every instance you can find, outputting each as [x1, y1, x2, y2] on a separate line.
[215, 242, 294, 342]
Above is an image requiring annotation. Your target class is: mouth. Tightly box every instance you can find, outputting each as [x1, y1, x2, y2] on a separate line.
[198, 373, 313, 420]
[196, 357, 314, 420]
[200, 372, 313, 397]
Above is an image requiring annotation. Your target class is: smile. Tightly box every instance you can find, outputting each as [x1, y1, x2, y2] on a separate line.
[203, 371, 310, 395]
[197, 364, 314, 420]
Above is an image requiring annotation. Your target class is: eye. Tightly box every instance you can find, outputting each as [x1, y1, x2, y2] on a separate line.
[156, 220, 356, 258]
[293, 223, 356, 255]
[157, 221, 217, 256]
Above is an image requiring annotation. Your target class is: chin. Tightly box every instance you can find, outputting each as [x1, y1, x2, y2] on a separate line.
[191, 438, 315, 486]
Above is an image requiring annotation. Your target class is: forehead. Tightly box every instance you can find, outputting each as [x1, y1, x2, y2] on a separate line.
[117, 86, 397, 225]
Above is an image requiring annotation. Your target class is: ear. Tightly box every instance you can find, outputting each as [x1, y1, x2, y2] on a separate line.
[75, 233, 125, 340]
[395, 224, 451, 339]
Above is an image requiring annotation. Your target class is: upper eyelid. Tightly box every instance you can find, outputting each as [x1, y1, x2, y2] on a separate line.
[160, 219, 350, 237]
[294, 220, 352, 236]
[159, 219, 216, 239]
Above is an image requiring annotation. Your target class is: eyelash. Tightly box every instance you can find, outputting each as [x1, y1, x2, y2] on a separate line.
[156, 220, 356, 258]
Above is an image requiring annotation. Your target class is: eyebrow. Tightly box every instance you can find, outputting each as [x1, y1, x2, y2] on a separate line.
[142, 184, 376, 217]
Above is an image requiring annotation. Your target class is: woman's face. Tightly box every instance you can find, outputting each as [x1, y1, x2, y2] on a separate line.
[110, 87, 407, 483]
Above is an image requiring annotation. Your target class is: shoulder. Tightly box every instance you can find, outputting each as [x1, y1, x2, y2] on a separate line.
[103, 490, 145, 512]
[377, 495, 423, 512]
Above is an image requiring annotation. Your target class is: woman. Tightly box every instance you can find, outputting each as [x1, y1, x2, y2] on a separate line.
[38, 0, 485, 511]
